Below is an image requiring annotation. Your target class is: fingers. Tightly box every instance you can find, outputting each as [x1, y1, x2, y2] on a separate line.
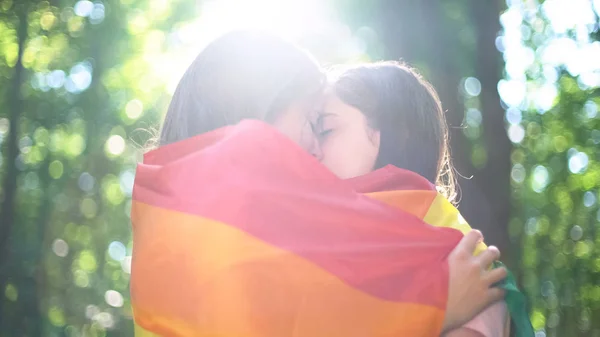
[485, 287, 506, 306]
[483, 266, 508, 285]
[477, 246, 501, 268]
[456, 230, 483, 255]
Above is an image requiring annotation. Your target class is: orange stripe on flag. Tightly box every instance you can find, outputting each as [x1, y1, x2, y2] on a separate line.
[131, 201, 445, 337]
[365, 191, 487, 257]
[364, 190, 437, 220]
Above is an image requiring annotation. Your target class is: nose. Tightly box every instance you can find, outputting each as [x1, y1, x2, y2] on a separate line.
[310, 138, 323, 161]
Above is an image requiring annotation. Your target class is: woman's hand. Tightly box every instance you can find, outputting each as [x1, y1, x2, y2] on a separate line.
[442, 230, 507, 333]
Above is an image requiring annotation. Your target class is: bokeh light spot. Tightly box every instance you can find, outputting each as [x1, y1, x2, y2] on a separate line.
[80, 198, 98, 218]
[506, 107, 522, 125]
[498, 79, 526, 107]
[125, 99, 144, 119]
[74, 0, 94, 17]
[530, 310, 546, 330]
[24, 172, 40, 190]
[531, 165, 550, 193]
[94, 312, 115, 329]
[0, 118, 9, 134]
[48, 306, 66, 327]
[73, 269, 90, 288]
[105, 290, 124, 308]
[583, 191, 596, 207]
[90, 3, 105, 24]
[78, 172, 95, 192]
[78, 250, 97, 272]
[119, 170, 135, 196]
[464, 77, 482, 96]
[52, 239, 69, 257]
[568, 151, 589, 174]
[108, 241, 127, 262]
[105, 135, 125, 156]
[508, 124, 525, 143]
[4, 283, 17, 302]
[471, 145, 488, 168]
[121, 256, 132, 274]
[47, 70, 66, 89]
[66, 134, 85, 157]
[466, 108, 482, 127]
[575, 241, 591, 258]
[584, 100, 598, 119]
[40, 12, 57, 31]
[66, 62, 92, 93]
[49, 160, 64, 179]
[511, 163, 526, 183]
[85, 305, 100, 319]
[570, 225, 583, 241]
[525, 217, 538, 236]
[533, 84, 557, 112]
[104, 179, 125, 205]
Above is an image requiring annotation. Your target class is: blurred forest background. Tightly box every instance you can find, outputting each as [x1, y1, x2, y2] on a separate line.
[1, 0, 600, 336]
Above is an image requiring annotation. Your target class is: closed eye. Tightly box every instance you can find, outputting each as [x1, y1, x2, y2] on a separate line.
[318, 129, 333, 139]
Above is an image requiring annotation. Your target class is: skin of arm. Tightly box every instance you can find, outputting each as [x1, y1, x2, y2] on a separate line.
[443, 328, 485, 337]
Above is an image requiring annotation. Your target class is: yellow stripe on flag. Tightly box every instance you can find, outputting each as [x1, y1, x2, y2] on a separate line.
[423, 194, 487, 256]
[135, 323, 161, 337]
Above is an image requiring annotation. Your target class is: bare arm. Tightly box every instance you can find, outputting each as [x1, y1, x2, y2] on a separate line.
[443, 328, 485, 337]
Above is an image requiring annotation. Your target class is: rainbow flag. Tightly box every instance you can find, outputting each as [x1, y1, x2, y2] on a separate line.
[131, 120, 533, 337]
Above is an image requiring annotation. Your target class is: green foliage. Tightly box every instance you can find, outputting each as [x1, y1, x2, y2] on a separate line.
[501, 1, 600, 336]
[0, 0, 195, 335]
[1, 0, 599, 336]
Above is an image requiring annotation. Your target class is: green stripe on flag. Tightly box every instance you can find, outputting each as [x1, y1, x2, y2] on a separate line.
[494, 261, 534, 337]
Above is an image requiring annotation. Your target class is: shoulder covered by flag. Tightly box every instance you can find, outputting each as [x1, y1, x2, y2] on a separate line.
[131, 120, 533, 337]
[348, 166, 534, 337]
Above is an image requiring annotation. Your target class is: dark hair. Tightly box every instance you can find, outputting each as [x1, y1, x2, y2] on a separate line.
[159, 30, 324, 146]
[330, 61, 457, 201]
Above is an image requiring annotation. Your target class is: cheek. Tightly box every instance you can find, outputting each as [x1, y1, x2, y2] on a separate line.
[272, 105, 315, 151]
[321, 130, 379, 179]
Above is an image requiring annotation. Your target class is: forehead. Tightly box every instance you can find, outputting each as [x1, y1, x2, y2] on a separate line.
[321, 92, 360, 116]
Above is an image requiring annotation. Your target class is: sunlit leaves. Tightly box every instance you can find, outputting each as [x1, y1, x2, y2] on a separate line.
[48, 159, 64, 179]
[77, 250, 97, 273]
[67, 15, 85, 37]
[48, 306, 66, 327]
[127, 12, 149, 35]
[65, 133, 85, 157]
[40, 11, 57, 31]
[0, 21, 19, 67]
[79, 197, 98, 218]
[101, 174, 124, 205]
[501, 1, 600, 334]
[4, 283, 17, 302]
[531, 309, 546, 330]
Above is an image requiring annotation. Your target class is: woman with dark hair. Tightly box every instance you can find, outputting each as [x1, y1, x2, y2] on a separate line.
[319, 62, 455, 195]
[318, 61, 515, 337]
[132, 31, 507, 336]
[159, 30, 325, 156]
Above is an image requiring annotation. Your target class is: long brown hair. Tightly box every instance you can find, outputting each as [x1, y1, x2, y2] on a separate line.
[159, 30, 324, 146]
[330, 61, 457, 202]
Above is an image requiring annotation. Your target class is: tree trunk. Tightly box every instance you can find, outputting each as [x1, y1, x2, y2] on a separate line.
[0, 1, 28, 329]
[471, 0, 511, 261]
